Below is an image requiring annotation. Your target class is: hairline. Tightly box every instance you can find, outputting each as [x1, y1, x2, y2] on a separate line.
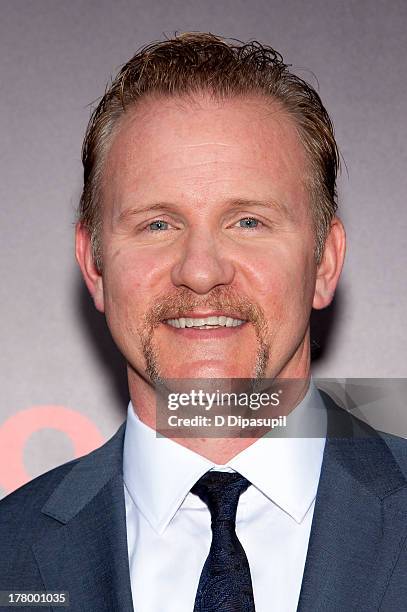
[86, 88, 324, 269]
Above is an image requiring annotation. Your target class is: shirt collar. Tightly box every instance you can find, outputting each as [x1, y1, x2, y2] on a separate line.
[123, 379, 326, 534]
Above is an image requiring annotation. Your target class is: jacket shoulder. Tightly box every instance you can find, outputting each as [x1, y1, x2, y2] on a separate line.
[0, 423, 126, 590]
[0, 457, 80, 531]
[0, 458, 81, 590]
[0, 421, 126, 528]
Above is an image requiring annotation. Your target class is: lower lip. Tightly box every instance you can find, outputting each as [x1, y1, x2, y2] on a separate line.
[163, 322, 248, 339]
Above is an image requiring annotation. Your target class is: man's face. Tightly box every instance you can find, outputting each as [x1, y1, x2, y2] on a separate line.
[86, 94, 321, 383]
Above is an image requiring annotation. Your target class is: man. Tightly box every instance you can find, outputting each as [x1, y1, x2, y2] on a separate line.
[1, 32, 407, 612]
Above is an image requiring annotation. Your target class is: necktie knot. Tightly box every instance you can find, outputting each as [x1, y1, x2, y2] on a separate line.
[191, 471, 251, 525]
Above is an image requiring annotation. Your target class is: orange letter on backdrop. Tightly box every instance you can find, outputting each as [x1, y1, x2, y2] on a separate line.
[0, 406, 104, 494]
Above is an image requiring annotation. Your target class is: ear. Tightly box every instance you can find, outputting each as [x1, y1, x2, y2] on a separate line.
[75, 223, 105, 313]
[313, 217, 346, 310]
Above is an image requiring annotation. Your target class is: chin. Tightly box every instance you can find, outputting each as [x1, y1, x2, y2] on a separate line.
[161, 361, 255, 380]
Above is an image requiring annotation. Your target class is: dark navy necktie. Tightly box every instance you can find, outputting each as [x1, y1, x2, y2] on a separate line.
[191, 471, 256, 611]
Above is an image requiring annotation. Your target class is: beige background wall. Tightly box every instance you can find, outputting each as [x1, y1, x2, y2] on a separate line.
[1, 0, 406, 498]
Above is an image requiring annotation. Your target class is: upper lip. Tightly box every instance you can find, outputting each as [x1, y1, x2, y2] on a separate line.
[163, 311, 246, 320]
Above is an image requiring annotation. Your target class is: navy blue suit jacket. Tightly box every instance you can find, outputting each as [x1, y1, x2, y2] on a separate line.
[1, 392, 407, 611]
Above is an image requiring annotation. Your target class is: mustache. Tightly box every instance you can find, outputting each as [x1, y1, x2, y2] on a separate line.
[138, 286, 272, 381]
[142, 286, 268, 336]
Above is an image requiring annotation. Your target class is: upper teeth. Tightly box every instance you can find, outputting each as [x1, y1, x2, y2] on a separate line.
[166, 316, 245, 329]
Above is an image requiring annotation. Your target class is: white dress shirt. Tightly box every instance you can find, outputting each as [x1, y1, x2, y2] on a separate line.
[123, 381, 327, 612]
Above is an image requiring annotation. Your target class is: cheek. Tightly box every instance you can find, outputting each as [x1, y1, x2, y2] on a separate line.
[103, 263, 142, 327]
[101, 264, 148, 362]
[245, 248, 316, 318]
[102, 250, 168, 325]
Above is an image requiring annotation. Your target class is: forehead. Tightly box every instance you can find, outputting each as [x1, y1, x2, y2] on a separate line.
[101, 92, 310, 212]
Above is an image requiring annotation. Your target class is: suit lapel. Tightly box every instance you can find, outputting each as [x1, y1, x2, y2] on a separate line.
[32, 423, 134, 612]
[297, 402, 407, 612]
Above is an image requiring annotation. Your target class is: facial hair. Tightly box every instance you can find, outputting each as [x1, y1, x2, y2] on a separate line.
[138, 286, 271, 383]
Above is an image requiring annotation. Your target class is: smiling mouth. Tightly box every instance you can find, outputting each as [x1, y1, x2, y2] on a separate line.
[164, 315, 246, 330]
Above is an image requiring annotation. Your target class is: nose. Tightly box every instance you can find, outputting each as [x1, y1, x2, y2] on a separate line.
[170, 228, 235, 294]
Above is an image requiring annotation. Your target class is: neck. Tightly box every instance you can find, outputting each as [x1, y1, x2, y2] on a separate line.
[127, 342, 311, 463]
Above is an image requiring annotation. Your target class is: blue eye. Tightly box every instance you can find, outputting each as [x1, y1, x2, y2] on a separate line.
[149, 220, 168, 231]
[239, 217, 259, 228]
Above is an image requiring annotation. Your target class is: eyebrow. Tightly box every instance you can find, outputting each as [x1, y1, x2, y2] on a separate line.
[117, 202, 178, 224]
[226, 197, 294, 219]
[116, 197, 293, 224]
